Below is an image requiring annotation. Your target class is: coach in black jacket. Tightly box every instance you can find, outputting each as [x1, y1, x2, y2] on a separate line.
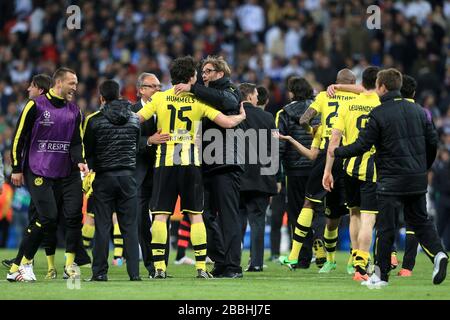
[175, 56, 244, 278]
[84, 80, 141, 281]
[238, 83, 277, 271]
[275, 77, 320, 267]
[333, 69, 448, 286]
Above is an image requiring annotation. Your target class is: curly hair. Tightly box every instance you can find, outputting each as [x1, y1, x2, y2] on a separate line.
[170, 56, 197, 85]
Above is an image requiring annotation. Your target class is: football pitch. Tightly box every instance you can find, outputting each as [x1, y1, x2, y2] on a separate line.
[0, 249, 449, 300]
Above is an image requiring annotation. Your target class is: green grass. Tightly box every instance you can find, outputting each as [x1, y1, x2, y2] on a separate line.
[0, 249, 449, 300]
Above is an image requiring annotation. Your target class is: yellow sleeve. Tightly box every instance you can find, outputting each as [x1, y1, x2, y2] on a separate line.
[311, 126, 322, 149]
[138, 94, 158, 120]
[309, 92, 324, 113]
[333, 103, 347, 132]
[199, 101, 221, 121]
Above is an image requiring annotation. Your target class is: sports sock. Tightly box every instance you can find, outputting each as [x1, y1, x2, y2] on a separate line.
[65, 252, 75, 267]
[82, 223, 95, 249]
[47, 255, 55, 271]
[176, 217, 191, 261]
[151, 220, 168, 271]
[113, 222, 123, 259]
[324, 226, 338, 263]
[191, 221, 207, 271]
[288, 208, 313, 261]
[354, 250, 370, 274]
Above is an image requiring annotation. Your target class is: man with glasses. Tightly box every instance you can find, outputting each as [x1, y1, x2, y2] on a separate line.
[132, 73, 170, 278]
[175, 56, 244, 278]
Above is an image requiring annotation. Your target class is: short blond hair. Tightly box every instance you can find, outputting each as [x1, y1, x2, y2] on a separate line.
[201, 55, 231, 78]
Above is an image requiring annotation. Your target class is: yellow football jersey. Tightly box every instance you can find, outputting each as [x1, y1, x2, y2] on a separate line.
[333, 91, 380, 182]
[138, 88, 221, 167]
[309, 90, 358, 150]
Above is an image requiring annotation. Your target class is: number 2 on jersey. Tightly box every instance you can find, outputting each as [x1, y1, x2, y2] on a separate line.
[326, 101, 339, 127]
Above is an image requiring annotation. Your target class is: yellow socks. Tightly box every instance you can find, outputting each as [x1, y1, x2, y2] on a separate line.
[191, 222, 207, 271]
[324, 226, 338, 263]
[288, 208, 313, 261]
[82, 223, 95, 248]
[354, 250, 370, 274]
[113, 222, 123, 259]
[151, 220, 168, 271]
[65, 253, 75, 267]
[47, 255, 55, 271]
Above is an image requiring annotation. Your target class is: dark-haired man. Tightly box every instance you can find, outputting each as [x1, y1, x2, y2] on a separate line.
[174, 55, 244, 278]
[238, 83, 277, 271]
[275, 76, 321, 269]
[395, 74, 421, 277]
[3, 74, 52, 272]
[279, 70, 357, 273]
[137, 56, 246, 279]
[8, 68, 88, 282]
[83, 79, 141, 281]
[332, 68, 448, 287]
[323, 66, 381, 281]
[256, 86, 269, 110]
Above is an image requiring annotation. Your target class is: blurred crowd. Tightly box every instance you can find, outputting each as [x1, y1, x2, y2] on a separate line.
[0, 0, 450, 247]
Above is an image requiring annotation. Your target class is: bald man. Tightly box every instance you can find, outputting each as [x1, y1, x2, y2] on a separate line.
[279, 69, 358, 274]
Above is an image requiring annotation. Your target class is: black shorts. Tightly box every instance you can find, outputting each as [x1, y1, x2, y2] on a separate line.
[150, 165, 204, 215]
[344, 174, 378, 214]
[305, 151, 346, 217]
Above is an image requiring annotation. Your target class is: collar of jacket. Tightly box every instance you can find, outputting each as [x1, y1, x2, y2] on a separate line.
[242, 101, 255, 108]
[46, 88, 66, 108]
[380, 90, 402, 103]
[208, 76, 231, 89]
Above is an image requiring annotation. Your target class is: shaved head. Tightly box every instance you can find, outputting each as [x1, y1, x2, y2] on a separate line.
[336, 69, 356, 84]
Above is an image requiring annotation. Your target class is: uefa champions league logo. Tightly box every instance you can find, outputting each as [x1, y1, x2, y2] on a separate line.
[43, 111, 51, 119]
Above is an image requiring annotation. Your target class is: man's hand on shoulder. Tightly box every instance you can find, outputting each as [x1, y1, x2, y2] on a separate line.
[174, 83, 191, 95]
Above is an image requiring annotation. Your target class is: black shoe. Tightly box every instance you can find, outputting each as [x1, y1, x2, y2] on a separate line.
[2, 259, 14, 269]
[87, 274, 108, 281]
[222, 271, 243, 278]
[296, 260, 311, 269]
[130, 276, 142, 281]
[245, 266, 263, 272]
[211, 267, 225, 278]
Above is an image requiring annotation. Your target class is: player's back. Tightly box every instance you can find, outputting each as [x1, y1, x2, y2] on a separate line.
[145, 88, 220, 167]
[335, 92, 380, 182]
[310, 90, 358, 150]
[340, 92, 380, 145]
